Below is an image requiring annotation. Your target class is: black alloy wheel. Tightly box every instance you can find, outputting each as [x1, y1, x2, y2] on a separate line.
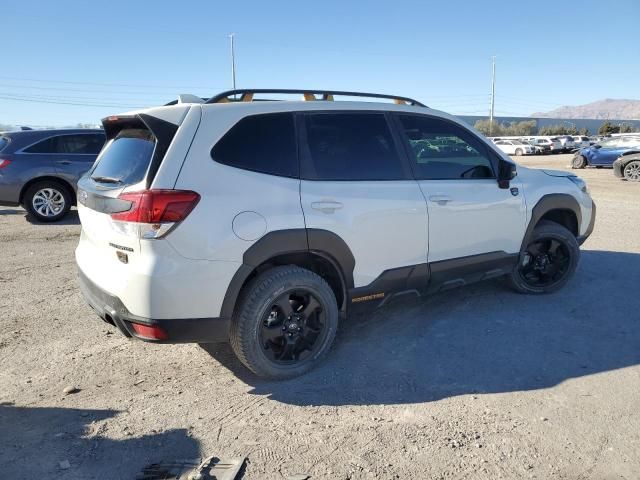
[507, 221, 580, 294]
[518, 238, 571, 289]
[259, 289, 326, 364]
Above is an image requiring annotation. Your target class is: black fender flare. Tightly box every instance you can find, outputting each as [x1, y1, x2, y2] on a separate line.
[521, 193, 582, 250]
[219, 229, 355, 319]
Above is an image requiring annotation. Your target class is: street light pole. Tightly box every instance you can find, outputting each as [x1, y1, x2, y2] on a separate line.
[489, 56, 496, 136]
[229, 33, 236, 90]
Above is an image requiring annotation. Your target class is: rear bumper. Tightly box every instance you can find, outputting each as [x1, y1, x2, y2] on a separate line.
[577, 200, 596, 246]
[77, 267, 230, 343]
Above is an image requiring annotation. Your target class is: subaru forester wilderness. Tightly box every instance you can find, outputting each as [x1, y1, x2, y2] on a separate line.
[76, 89, 596, 379]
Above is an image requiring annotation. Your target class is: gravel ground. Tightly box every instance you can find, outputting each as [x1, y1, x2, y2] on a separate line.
[1, 154, 639, 479]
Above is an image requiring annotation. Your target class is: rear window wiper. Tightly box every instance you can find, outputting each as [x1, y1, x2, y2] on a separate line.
[91, 175, 122, 184]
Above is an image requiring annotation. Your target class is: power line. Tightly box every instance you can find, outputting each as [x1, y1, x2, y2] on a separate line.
[0, 94, 142, 109]
[0, 75, 213, 90]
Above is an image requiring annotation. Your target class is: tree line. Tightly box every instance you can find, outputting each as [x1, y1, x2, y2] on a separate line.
[473, 119, 639, 137]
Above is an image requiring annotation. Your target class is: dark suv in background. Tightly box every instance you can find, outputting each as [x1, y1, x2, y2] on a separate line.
[0, 129, 105, 221]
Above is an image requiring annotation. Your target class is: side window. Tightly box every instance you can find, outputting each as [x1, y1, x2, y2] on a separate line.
[57, 134, 106, 154]
[23, 137, 57, 154]
[302, 113, 405, 181]
[398, 115, 495, 180]
[211, 113, 298, 178]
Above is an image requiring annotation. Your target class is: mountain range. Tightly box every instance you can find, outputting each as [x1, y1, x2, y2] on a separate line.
[532, 99, 640, 120]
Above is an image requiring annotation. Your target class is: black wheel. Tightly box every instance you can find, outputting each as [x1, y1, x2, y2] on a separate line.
[230, 265, 338, 379]
[23, 180, 72, 222]
[508, 221, 580, 294]
[623, 160, 640, 182]
[571, 155, 587, 169]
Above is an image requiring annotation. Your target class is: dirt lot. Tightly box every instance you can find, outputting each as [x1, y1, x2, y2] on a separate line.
[1, 154, 639, 480]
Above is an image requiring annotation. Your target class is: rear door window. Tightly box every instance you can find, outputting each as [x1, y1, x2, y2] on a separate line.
[301, 113, 406, 181]
[211, 112, 298, 178]
[23, 133, 105, 154]
[57, 134, 105, 154]
[23, 136, 57, 154]
[90, 129, 155, 185]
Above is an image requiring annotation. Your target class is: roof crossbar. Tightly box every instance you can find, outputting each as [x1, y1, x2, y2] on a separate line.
[204, 89, 426, 107]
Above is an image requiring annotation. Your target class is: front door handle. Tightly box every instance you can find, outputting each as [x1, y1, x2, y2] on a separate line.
[311, 201, 344, 214]
[57, 160, 72, 165]
[429, 195, 452, 205]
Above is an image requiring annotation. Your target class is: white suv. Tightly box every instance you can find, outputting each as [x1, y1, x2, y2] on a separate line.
[76, 89, 596, 379]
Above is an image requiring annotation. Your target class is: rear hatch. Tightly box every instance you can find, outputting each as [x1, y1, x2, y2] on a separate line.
[77, 108, 198, 271]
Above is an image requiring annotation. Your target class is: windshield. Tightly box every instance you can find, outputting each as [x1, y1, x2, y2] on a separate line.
[0, 136, 8, 152]
[90, 129, 155, 185]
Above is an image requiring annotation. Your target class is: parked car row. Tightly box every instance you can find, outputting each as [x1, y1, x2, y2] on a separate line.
[572, 135, 640, 182]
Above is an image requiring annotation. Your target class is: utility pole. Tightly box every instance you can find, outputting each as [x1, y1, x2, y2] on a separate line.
[489, 56, 496, 136]
[229, 33, 236, 90]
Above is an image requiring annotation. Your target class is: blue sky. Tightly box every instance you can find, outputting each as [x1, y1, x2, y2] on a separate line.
[2, 0, 638, 126]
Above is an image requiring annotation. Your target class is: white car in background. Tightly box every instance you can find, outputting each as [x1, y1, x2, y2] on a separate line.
[494, 139, 534, 156]
[572, 136, 590, 149]
[557, 136, 576, 152]
[531, 137, 562, 153]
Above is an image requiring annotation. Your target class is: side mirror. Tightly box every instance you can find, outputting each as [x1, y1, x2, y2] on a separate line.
[497, 159, 517, 189]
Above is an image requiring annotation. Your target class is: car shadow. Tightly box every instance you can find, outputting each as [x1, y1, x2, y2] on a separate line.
[0, 208, 24, 216]
[25, 209, 81, 226]
[0, 404, 201, 479]
[202, 250, 640, 406]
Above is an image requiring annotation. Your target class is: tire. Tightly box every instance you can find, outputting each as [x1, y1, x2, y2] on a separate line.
[23, 180, 72, 222]
[230, 265, 339, 380]
[515, 148, 523, 156]
[571, 155, 587, 169]
[623, 160, 640, 182]
[508, 221, 580, 294]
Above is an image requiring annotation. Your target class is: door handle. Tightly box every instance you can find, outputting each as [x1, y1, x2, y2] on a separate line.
[57, 160, 72, 165]
[311, 201, 344, 213]
[429, 195, 452, 205]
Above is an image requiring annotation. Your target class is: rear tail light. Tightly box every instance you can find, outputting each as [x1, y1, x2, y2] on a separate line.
[110, 189, 200, 239]
[0, 159, 11, 169]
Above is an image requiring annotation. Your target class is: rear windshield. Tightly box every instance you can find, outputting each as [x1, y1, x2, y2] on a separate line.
[90, 129, 155, 185]
[0, 137, 8, 152]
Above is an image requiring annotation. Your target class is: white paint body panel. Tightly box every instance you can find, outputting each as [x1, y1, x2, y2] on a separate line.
[419, 178, 527, 262]
[301, 180, 428, 287]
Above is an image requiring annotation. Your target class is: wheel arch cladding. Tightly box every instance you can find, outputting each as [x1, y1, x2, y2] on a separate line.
[522, 194, 581, 249]
[219, 229, 355, 319]
[20, 176, 76, 206]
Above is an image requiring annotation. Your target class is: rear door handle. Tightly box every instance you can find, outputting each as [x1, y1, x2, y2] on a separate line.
[311, 201, 344, 213]
[429, 195, 452, 205]
[57, 160, 72, 165]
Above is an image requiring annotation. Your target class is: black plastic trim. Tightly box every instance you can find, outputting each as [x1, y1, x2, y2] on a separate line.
[522, 194, 582, 250]
[428, 251, 518, 293]
[78, 268, 229, 344]
[242, 229, 309, 266]
[138, 114, 179, 188]
[577, 200, 596, 245]
[349, 263, 429, 301]
[219, 229, 356, 320]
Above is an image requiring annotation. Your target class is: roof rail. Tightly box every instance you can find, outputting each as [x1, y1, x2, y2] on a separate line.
[204, 89, 426, 107]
